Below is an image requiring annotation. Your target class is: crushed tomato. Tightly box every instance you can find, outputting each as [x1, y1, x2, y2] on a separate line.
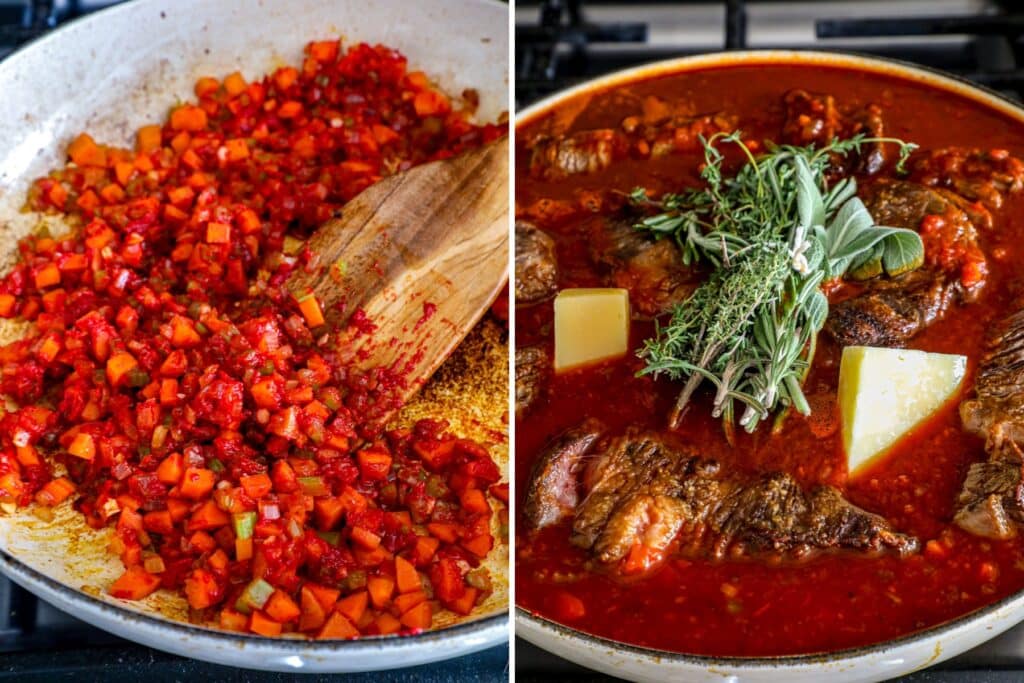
[0, 39, 506, 638]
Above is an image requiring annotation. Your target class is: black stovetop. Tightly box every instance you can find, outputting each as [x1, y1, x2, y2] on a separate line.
[516, 0, 1024, 680]
[0, 2, 509, 678]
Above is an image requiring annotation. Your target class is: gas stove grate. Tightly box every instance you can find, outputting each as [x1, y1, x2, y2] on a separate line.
[515, 0, 1024, 108]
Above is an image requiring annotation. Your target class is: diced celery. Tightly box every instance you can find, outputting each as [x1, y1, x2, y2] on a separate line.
[232, 511, 256, 540]
[235, 578, 274, 614]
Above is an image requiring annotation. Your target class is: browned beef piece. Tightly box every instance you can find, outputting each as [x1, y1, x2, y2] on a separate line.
[515, 220, 559, 305]
[516, 345, 548, 417]
[954, 310, 1024, 539]
[913, 147, 1024, 211]
[571, 432, 917, 565]
[826, 180, 987, 347]
[523, 419, 604, 530]
[781, 90, 889, 175]
[528, 129, 627, 180]
[526, 111, 736, 180]
[826, 270, 957, 347]
[954, 448, 1024, 539]
[587, 215, 697, 318]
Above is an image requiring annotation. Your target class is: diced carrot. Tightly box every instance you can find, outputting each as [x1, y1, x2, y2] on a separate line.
[114, 161, 134, 186]
[179, 467, 216, 499]
[186, 500, 230, 531]
[460, 489, 490, 515]
[412, 536, 440, 566]
[0, 293, 16, 317]
[240, 473, 273, 499]
[375, 612, 402, 635]
[34, 477, 75, 506]
[143, 510, 174, 535]
[393, 590, 427, 615]
[249, 610, 283, 637]
[223, 71, 247, 97]
[335, 590, 368, 624]
[308, 40, 339, 63]
[68, 133, 106, 166]
[60, 253, 88, 272]
[413, 90, 450, 117]
[156, 452, 184, 485]
[235, 537, 253, 561]
[170, 105, 208, 132]
[67, 432, 96, 460]
[372, 124, 399, 145]
[367, 575, 395, 608]
[37, 335, 62, 363]
[206, 221, 231, 244]
[317, 611, 358, 639]
[447, 586, 480, 616]
[194, 76, 220, 98]
[265, 589, 301, 622]
[357, 448, 392, 481]
[313, 496, 344, 530]
[273, 67, 299, 91]
[223, 138, 250, 161]
[167, 498, 191, 522]
[106, 352, 138, 386]
[219, 608, 249, 632]
[16, 445, 40, 467]
[299, 586, 327, 631]
[159, 378, 179, 406]
[100, 184, 125, 204]
[395, 556, 421, 594]
[208, 548, 229, 572]
[296, 293, 325, 327]
[109, 566, 161, 600]
[430, 558, 464, 604]
[399, 601, 432, 630]
[136, 125, 162, 152]
[305, 583, 341, 612]
[76, 189, 100, 214]
[426, 522, 459, 543]
[350, 526, 381, 550]
[278, 101, 304, 119]
[34, 263, 61, 290]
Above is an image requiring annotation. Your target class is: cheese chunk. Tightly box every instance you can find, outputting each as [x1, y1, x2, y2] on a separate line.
[838, 345, 966, 477]
[554, 288, 630, 372]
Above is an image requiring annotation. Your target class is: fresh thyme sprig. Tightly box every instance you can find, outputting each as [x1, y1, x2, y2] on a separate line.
[632, 132, 922, 439]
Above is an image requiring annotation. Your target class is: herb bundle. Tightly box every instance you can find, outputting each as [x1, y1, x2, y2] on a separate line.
[632, 132, 923, 438]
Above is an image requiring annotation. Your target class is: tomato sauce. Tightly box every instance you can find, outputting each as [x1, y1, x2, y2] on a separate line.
[515, 63, 1024, 656]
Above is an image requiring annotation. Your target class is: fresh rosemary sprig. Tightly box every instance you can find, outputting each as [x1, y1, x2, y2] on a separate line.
[632, 132, 922, 438]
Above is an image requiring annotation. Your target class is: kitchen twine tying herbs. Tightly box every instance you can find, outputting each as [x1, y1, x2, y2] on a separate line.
[630, 132, 923, 441]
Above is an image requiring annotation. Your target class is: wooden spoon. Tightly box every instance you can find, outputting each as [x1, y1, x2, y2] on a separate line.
[286, 136, 509, 406]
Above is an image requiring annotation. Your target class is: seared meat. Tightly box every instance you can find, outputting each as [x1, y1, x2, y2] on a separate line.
[528, 129, 627, 180]
[523, 419, 604, 530]
[826, 180, 987, 347]
[913, 147, 1024, 211]
[516, 345, 548, 417]
[515, 221, 559, 305]
[827, 269, 957, 347]
[781, 90, 889, 175]
[526, 111, 736, 180]
[570, 432, 917, 565]
[962, 309, 1024, 443]
[955, 310, 1024, 539]
[954, 449, 1024, 539]
[587, 215, 697, 318]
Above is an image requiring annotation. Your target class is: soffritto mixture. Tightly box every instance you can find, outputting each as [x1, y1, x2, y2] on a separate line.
[515, 63, 1024, 656]
[0, 39, 507, 639]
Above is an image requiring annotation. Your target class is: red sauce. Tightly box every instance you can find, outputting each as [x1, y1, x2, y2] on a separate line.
[515, 63, 1024, 656]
